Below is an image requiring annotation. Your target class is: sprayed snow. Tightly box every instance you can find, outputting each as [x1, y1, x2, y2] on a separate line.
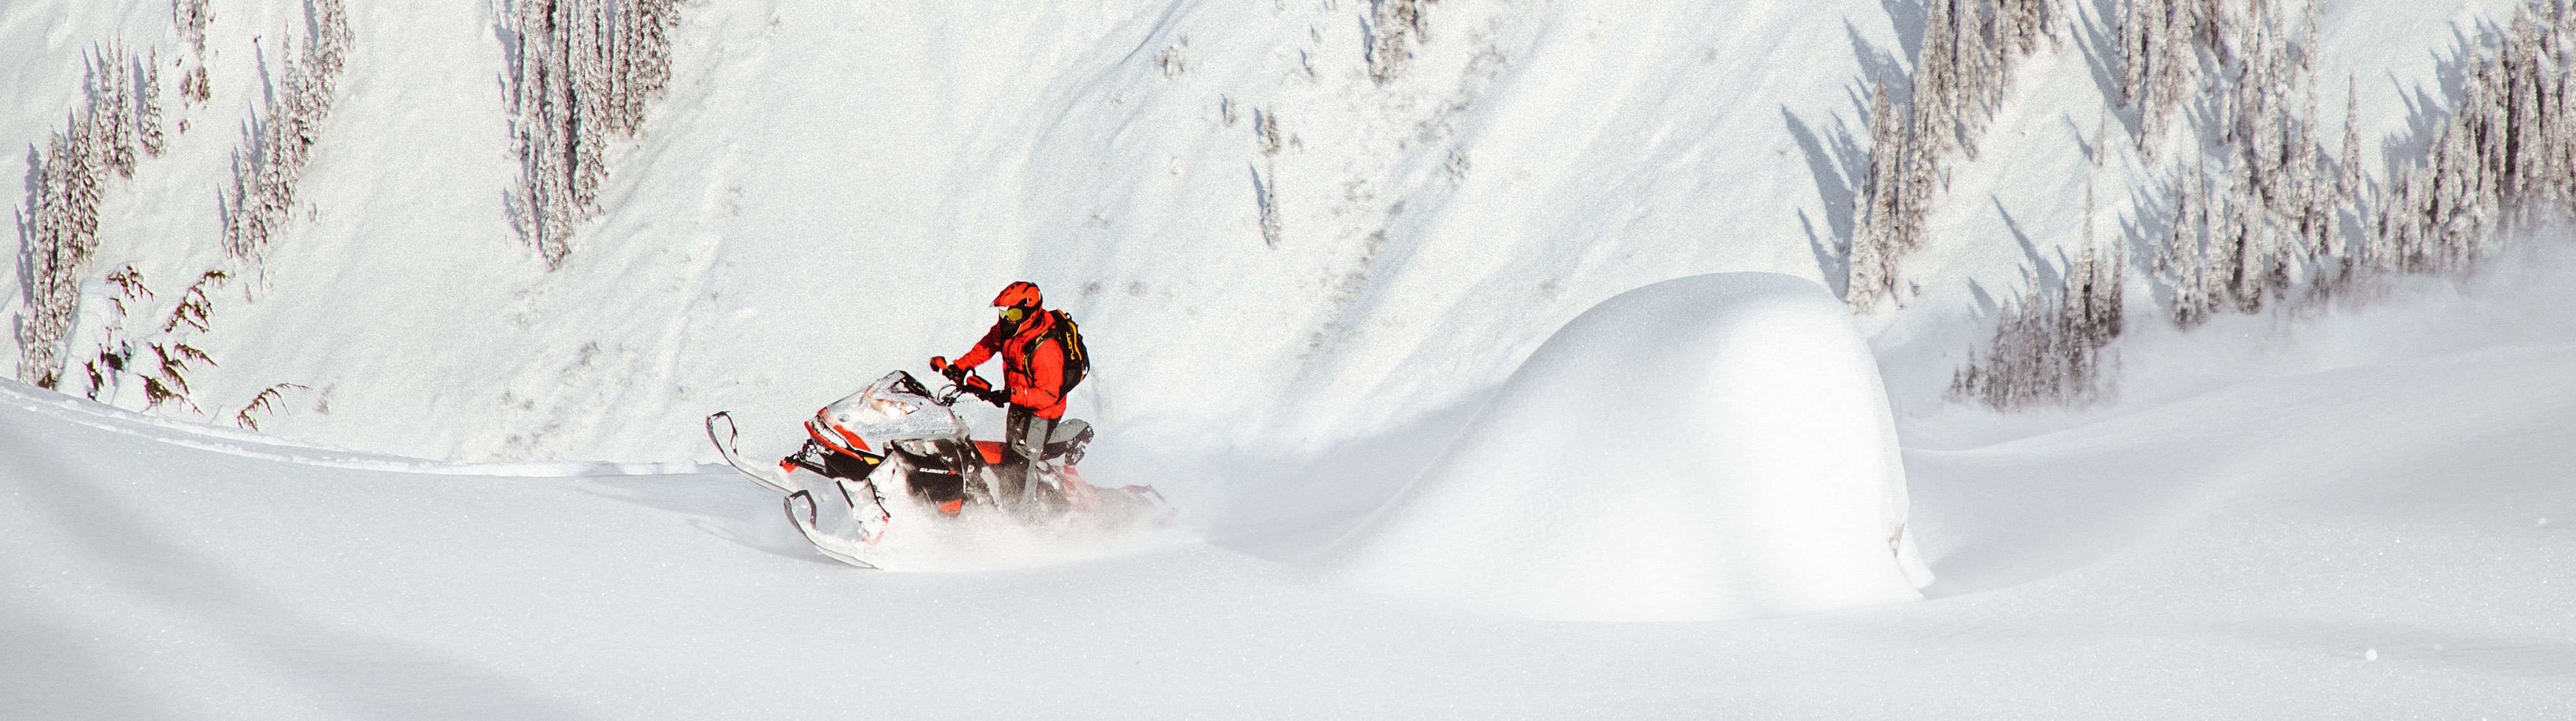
[1321, 273, 1931, 621]
[774, 463, 1191, 573]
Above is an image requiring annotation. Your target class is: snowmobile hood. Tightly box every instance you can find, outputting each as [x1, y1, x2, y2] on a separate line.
[816, 372, 963, 447]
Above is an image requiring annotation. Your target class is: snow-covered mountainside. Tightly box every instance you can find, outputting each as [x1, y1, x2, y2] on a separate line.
[1, 0, 2556, 466]
[6, 0, 2573, 715]
[8, 0, 1929, 471]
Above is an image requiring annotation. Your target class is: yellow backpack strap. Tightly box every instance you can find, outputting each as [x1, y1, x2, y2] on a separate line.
[1056, 312, 1083, 362]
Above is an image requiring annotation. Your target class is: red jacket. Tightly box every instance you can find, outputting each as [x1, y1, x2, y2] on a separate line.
[954, 310, 1068, 419]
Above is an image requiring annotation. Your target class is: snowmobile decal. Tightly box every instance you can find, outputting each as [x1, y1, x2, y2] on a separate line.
[808, 419, 872, 454]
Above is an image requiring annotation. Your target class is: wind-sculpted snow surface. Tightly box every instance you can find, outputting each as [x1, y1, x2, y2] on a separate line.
[1323, 273, 1933, 621]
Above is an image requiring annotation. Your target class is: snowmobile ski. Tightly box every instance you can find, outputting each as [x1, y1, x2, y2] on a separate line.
[705, 411, 795, 493]
[784, 490, 880, 569]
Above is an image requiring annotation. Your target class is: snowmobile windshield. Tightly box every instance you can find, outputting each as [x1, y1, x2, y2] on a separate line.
[817, 372, 962, 446]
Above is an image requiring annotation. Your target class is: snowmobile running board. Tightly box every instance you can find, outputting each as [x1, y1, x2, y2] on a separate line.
[705, 412, 795, 493]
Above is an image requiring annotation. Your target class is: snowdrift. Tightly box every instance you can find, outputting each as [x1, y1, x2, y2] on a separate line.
[1321, 272, 1933, 621]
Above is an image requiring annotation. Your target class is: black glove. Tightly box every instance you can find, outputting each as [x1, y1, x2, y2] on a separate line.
[977, 387, 1011, 407]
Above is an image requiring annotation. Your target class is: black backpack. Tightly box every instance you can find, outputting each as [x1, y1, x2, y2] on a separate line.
[1024, 310, 1089, 395]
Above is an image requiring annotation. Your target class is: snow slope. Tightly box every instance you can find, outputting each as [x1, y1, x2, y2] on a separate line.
[1323, 272, 1931, 621]
[8, 0, 2575, 715]
[3, 0, 1923, 473]
[6, 251, 2572, 716]
[1859, 0, 2534, 407]
[3, 0, 2539, 515]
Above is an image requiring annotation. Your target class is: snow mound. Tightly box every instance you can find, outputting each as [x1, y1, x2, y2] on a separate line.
[1319, 272, 1933, 621]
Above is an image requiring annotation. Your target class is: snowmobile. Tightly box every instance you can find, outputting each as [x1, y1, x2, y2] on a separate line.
[704, 368, 1173, 569]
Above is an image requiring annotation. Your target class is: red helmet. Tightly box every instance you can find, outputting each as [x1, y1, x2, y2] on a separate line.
[992, 282, 1043, 309]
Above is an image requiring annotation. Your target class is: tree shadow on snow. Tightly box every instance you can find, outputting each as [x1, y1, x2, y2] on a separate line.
[1784, 107, 1862, 299]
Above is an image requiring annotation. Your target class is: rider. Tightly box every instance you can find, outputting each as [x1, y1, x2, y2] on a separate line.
[932, 282, 1072, 501]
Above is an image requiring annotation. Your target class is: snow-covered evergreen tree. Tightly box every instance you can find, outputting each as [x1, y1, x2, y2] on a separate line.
[1958, 0, 2576, 409]
[136, 50, 166, 157]
[1850, 0, 2063, 309]
[506, 0, 682, 268]
[2354, 1, 2573, 276]
[16, 45, 165, 387]
[222, 0, 350, 261]
[172, 0, 212, 55]
[1364, 0, 1433, 85]
[1947, 241, 2124, 408]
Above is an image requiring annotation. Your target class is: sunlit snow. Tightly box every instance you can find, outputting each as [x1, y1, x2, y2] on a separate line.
[1323, 273, 1933, 621]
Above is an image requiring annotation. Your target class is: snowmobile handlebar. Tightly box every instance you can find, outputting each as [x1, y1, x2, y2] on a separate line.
[928, 359, 1007, 408]
[935, 382, 1008, 408]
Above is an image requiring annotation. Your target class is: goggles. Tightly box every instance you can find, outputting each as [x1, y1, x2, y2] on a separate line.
[999, 306, 1029, 322]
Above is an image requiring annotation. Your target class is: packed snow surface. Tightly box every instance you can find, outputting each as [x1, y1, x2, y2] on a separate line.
[1323, 272, 1932, 620]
